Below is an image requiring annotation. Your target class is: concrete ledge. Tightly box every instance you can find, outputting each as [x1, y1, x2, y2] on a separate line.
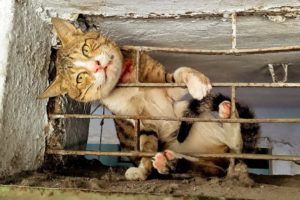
[0, 0, 50, 178]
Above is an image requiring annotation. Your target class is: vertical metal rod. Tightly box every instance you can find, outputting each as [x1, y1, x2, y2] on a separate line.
[135, 50, 141, 83]
[98, 106, 105, 160]
[134, 119, 140, 151]
[231, 13, 237, 50]
[231, 86, 236, 115]
[230, 86, 237, 166]
[134, 50, 141, 151]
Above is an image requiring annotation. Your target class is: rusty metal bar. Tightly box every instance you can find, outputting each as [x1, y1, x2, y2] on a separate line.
[49, 114, 300, 123]
[121, 45, 300, 55]
[46, 149, 300, 162]
[134, 119, 140, 151]
[231, 13, 237, 50]
[117, 82, 300, 88]
[135, 50, 140, 83]
[231, 86, 236, 115]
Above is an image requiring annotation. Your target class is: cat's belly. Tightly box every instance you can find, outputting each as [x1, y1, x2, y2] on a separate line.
[141, 89, 183, 141]
[166, 121, 229, 154]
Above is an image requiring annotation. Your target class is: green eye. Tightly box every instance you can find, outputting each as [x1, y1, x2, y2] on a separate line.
[76, 72, 87, 83]
[82, 45, 90, 57]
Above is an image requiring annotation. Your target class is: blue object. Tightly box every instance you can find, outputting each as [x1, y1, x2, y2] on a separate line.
[85, 144, 133, 167]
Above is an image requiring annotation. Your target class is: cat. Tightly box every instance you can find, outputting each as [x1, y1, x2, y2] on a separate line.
[39, 18, 260, 181]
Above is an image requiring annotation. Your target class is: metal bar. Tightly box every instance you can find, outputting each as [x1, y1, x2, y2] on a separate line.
[135, 50, 140, 83]
[231, 86, 236, 115]
[117, 82, 300, 88]
[231, 13, 237, 50]
[49, 114, 300, 123]
[121, 45, 300, 55]
[134, 119, 140, 151]
[46, 149, 300, 162]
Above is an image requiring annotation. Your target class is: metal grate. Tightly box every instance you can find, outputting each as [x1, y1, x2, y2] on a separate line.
[46, 12, 300, 163]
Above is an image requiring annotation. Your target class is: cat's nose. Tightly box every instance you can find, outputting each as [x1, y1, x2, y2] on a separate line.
[86, 60, 102, 72]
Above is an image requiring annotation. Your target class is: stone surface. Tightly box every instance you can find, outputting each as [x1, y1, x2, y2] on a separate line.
[0, 0, 51, 178]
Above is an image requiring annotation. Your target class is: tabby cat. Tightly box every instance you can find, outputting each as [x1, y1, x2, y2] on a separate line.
[39, 18, 259, 181]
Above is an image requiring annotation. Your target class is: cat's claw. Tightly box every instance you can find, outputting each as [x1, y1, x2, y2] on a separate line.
[219, 101, 231, 119]
[125, 167, 147, 181]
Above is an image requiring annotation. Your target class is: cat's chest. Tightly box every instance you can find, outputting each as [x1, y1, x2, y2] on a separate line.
[102, 88, 187, 140]
[102, 88, 185, 119]
[102, 88, 142, 115]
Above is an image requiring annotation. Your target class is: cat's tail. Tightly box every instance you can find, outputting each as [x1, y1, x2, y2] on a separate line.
[211, 93, 261, 153]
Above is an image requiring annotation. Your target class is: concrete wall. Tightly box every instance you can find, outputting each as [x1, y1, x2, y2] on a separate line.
[37, 0, 300, 18]
[0, 0, 51, 178]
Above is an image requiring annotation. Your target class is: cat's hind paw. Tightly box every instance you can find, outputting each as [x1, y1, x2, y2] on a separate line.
[219, 100, 231, 119]
[152, 150, 177, 174]
[125, 167, 147, 181]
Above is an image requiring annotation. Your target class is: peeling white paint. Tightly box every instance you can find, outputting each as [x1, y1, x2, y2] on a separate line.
[35, 0, 300, 20]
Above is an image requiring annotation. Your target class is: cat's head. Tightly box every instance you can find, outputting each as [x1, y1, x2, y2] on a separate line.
[39, 18, 123, 102]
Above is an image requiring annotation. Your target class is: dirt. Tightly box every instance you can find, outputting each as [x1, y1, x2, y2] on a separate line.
[2, 158, 300, 200]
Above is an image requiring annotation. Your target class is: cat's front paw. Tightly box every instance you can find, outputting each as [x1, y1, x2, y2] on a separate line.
[125, 167, 147, 181]
[173, 67, 212, 100]
[187, 75, 212, 100]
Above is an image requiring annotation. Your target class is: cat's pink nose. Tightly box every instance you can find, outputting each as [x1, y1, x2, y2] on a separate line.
[86, 60, 102, 72]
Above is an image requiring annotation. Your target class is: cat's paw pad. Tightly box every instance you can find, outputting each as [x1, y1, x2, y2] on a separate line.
[164, 149, 176, 160]
[125, 167, 147, 181]
[152, 150, 176, 174]
[152, 152, 169, 174]
[186, 75, 212, 100]
[219, 101, 231, 119]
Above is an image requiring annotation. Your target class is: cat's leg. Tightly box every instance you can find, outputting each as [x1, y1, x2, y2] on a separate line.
[219, 100, 242, 170]
[172, 67, 212, 100]
[125, 131, 158, 180]
[153, 150, 226, 175]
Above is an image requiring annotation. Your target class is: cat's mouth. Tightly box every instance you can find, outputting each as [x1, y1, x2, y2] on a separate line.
[92, 68, 108, 86]
[95, 60, 113, 74]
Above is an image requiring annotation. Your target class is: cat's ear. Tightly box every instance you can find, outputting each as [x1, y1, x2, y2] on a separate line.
[52, 17, 83, 47]
[38, 76, 66, 99]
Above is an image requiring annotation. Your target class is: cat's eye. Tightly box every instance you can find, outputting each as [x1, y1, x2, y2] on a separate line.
[76, 72, 87, 83]
[82, 45, 90, 57]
